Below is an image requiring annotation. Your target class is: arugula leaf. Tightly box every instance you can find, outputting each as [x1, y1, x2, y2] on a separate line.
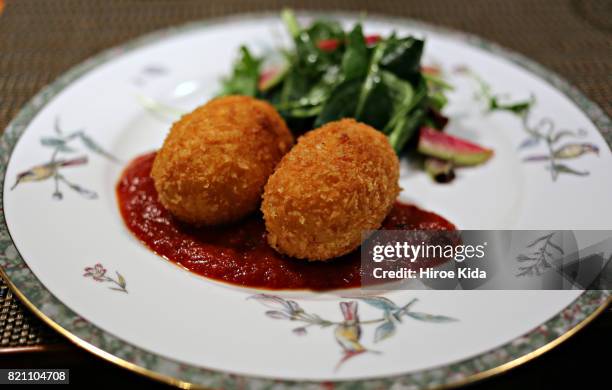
[489, 96, 533, 116]
[220, 46, 261, 96]
[424, 72, 453, 91]
[427, 90, 448, 111]
[281, 8, 300, 38]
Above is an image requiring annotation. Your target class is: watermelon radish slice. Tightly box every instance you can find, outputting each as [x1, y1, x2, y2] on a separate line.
[258, 63, 288, 92]
[418, 127, 493, 166]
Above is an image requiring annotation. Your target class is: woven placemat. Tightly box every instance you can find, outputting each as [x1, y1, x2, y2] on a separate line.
[0, 279, 63, 352]
[0, 0, 610, 351]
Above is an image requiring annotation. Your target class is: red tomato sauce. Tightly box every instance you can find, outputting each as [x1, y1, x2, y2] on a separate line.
[116, 152, 456, 290]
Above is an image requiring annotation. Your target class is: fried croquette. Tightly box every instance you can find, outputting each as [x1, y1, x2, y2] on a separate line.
[262, 119, 400, 261]
[151, 96, 294, 225]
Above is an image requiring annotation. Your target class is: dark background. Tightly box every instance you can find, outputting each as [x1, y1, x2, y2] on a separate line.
[1, 0, 611, 388]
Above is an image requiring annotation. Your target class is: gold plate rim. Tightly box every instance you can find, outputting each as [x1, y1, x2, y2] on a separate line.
[2, 267, 609, 390]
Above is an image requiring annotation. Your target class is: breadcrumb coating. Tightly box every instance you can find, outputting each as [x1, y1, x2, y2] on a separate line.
[151, 96, 293, 225]
[262, 119, 400, 261]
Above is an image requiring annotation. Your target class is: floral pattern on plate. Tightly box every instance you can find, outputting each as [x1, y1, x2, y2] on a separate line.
[83, 263, 128, 293]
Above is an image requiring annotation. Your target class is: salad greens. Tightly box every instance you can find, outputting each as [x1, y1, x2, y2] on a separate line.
[220, 9, 450, 154]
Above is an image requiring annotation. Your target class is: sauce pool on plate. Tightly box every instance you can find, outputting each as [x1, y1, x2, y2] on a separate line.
[116, 152, 456, 290]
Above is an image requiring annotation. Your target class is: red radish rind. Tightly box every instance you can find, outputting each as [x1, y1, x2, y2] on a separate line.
[364, 34, 382, 45]
[421, 65, 441, 76]
[316, 39, 341, 52]
[258, 65, 287, 91]
[316, 34, 383, 52]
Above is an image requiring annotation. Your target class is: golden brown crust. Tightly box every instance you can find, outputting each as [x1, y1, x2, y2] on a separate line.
[151, 95, 293, 225]
[262, 118, 400, 261]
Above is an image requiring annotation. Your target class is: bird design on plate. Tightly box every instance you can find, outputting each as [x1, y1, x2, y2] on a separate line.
[249, 294, 457, 371]
[11, 117, 119, 200]
[334, 301, 379, 369]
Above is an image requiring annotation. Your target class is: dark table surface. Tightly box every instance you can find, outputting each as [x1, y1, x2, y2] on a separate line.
[1, 0, 611, 388]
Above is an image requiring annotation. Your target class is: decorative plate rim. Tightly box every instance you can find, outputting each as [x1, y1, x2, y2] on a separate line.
[0, 11, 610, 390]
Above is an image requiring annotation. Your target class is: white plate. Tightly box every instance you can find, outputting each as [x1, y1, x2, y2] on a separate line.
[0, 12, 610, 389]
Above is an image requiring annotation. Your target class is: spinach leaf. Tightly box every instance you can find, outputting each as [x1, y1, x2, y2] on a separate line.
[380, 36, 424, 80]
[220, 46, 261, 96]
[314, 79, 362, 126]
[388, 106, 427, 153]
[342, 24, 368, 80]
[355, 81, 394, 130]
[356, 70, 412, 130]
[380, 71, 415, 134]
[386, 75, 428, 152]
[355, 42, 387, 119]
[278, 65, 341, 117]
